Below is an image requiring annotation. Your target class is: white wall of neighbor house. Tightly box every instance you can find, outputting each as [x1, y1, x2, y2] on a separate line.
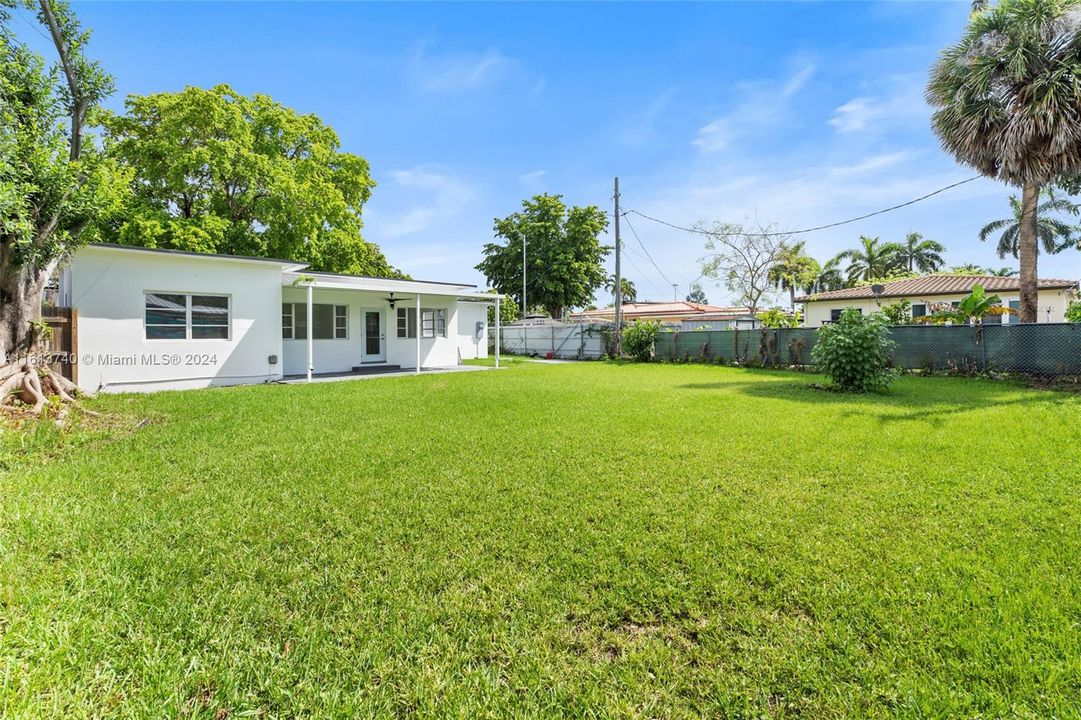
[69, 246, 286, 393]
[801, 289, 1073, 327]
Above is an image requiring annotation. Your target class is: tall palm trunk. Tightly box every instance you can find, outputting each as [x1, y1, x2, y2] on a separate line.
[1018, 182, 1040, 323]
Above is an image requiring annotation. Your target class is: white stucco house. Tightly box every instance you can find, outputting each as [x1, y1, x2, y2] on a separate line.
[796, 274, 1078, 327]
[57, 243, 500, 393]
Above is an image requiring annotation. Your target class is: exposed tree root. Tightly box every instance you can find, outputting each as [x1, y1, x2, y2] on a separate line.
[0, 358, 89, 417]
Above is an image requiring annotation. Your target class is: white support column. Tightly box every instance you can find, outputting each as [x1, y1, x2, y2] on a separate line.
[494, 297, 501, 369]
[415, 295, 421, 374]
[306, 282, 314, 382]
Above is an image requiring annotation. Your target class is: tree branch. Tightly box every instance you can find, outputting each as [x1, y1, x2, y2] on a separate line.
[39, 0, 87, 162]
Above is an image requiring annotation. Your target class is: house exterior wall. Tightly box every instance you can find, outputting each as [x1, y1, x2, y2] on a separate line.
[802, 289, 1073, 327]
[280, 287, 468, 373]
[69, 247, 285, 393]
[456, 302, 488, 360]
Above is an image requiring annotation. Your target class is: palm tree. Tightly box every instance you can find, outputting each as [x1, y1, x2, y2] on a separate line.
[811, 257, 845, 293]
[927, 0, 1081, 322]
[987, 266, 1019, 276]
[768, 240, 820, 308]
[951, 263, 988, 274]
[835, 236, 903, 284]
[896, 232, 946, 273]
[977, 191, 1078, 259]
[605, 276, 637, 304]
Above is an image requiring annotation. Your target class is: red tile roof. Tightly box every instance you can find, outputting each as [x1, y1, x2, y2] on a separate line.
[795, 275, 1077, 303]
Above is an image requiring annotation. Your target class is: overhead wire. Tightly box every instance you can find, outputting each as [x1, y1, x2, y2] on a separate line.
[623, 175, 983, 238]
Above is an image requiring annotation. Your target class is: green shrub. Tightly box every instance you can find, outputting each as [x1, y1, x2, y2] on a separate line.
[880, 300, 912, 325]
[811, 309, 896, 392]
[622, 320, 661, 362]
[1066, 301, 1081, 323]
[756, 307, 801, 328]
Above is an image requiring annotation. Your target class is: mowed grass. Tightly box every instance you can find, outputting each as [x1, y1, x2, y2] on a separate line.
[3, 363, 1081, 718]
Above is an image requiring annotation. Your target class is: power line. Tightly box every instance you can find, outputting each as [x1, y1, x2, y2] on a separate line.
[624, 175, 983, 238]
[621, 210, 675, 288]
[11, 8, 50, 42]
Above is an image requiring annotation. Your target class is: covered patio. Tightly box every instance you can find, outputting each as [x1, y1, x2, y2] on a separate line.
[281, 270, 505, 380]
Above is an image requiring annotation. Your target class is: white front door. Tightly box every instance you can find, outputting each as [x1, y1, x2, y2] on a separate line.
[362, 309, 386, 362]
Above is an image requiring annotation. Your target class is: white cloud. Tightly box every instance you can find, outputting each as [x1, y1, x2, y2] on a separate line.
[828, 74, 931, 135]
[375, 167, 477, 238]
[692, 62, 816, 155]
[410, 43, 513, 92]
[829, 97, 881, 133]
[615, 88, 677, 146]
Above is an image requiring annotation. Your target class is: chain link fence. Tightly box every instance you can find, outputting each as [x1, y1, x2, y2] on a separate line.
[653, 324, 1081, 375]
[497, 323, 609, 359]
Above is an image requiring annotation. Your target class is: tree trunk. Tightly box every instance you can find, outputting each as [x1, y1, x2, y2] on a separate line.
[1018, 182, 1040, 324]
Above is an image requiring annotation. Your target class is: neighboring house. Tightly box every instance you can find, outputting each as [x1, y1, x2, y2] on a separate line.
[58, 243, 495, 393]
[679, 308, 759, 331]
[572, 301, 754, 327]
[796, 275, 1078, 327]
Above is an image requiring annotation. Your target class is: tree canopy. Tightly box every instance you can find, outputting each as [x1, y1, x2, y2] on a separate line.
[696, 221, 793, 314]
[476, 194, 609, 319]
[1, 0, 126, 369]
[97, 84, 404, 277]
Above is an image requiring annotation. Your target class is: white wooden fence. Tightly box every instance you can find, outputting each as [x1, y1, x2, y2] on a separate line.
[495, 323, 607, 359]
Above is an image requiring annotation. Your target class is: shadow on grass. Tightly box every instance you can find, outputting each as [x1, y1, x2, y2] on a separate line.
[676, 374, 1074, 426]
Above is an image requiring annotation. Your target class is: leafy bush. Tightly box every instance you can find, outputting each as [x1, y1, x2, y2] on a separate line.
[622, 320, 661, 361]
[1067, 301, 1081, 323]
[811, 309, 896, 392]
[755, 307, 801, 328]
[880, 300, 912, 325]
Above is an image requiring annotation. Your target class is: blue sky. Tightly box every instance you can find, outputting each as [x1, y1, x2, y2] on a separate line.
[21, 2, 1081, 304]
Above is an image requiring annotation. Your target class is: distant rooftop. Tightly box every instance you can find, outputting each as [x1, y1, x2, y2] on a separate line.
[574, 301, 747, 319]
[795, 275, 1078, 303]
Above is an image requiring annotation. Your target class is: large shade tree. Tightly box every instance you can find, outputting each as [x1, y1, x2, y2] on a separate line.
[928, 0, 1081, 322]
[896, 232, 946, 273]
[835, 236, 902, 284]
[476, 194, 609, 319]
[1, 0, 125, 411]
[99, 85, 404, 277]
[978, 190, 1078, 258]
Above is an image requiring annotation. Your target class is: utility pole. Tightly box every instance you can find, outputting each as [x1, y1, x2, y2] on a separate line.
[613, 177, 622, 356]
[522, 235, 527, 320]
[672, 283, 679, 302]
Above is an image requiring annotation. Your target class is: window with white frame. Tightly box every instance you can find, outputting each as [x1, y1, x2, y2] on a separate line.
[397, 307, 446, 338]
[397, 307, 417, 338]
[145, 293, 230, 340]
[282, 303, 347, 340]
[911, 303, 927, 319]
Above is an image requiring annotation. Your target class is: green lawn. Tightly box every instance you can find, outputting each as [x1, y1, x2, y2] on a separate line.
[3, 363, 1081, 718]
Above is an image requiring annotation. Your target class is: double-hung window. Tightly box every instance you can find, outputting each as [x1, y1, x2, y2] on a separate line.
[397, 307, 417, 338]
[282, 303, 347, 339]
[145, 293, 230, 340]
[397, 307, 447, 338]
